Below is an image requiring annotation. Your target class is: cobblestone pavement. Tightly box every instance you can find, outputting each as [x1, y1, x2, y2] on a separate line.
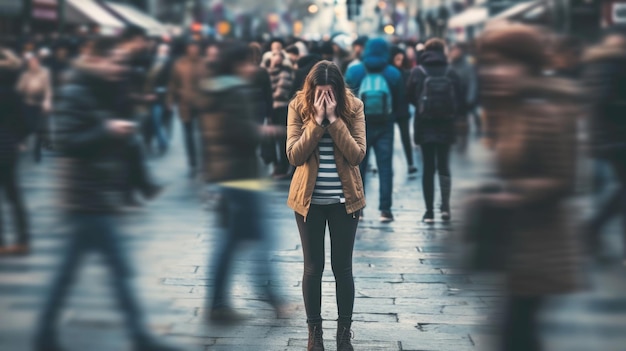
[0, 123, 624, 351]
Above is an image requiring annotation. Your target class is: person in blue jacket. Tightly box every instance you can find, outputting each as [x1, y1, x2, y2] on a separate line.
[345, 38, 406, 223]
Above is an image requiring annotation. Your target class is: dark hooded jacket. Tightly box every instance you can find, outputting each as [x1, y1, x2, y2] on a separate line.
[583, 40, 626, 158]
[407, 49, 463, 145]
[290, 54, 322, 97]
[344, 38, 405, 122]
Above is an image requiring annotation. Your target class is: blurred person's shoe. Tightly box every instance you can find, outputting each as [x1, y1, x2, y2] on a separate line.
[379, 211, 394, 223]
[134, 337, 182, 351]
[209, 307, 248, 325]
[143, 184, 165, 202]
[408, 166, 418, 175]
[441, 210, 451, 221]
[422, 211, 435, 224]
[337, 323, 354, 351]
[307, 322, 324, 351]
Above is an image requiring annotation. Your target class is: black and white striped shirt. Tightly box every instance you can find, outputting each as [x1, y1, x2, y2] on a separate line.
[311, 132, 345, 205]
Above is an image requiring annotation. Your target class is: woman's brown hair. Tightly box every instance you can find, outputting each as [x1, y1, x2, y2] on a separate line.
[295, 60, 355, 126]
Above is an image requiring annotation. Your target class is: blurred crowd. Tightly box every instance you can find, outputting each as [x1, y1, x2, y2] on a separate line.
[0, 18, 625, 351]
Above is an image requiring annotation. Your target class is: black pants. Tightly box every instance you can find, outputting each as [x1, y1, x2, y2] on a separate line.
[22, 104, 44, 162]
[501, 296, 544, 351]
[295, 204, 359, 324]
[396, 117, 414, 167]
[0, 158, 29, 246]
[271, 106, 289, 175]
[125, 139, 155, 198]
[182, 118, 198, 169]
[420, 143, 452, 211]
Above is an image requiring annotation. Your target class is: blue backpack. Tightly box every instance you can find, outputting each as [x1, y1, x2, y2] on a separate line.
[358, 71, 393, 124]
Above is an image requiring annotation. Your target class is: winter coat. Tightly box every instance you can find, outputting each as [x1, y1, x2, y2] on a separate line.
[197, 75, 260, 183]
[168, 56, 205, 122]
[406, 50, 463, 145]
[287, 94, 366, 218]
[268, 65, 294, 109]
[250, 67, 274, 124]
[16, 67, 53, 107]
[345, 38, 405, 123]
[582, 41, 626, 159]
[54, 69, 134, 213]
[481, 75, 584, 296]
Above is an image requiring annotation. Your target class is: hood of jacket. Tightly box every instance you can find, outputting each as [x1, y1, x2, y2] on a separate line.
[362, 38, 390, 71]
[419, 50, 448, 66]
[297, 54, 322, 71]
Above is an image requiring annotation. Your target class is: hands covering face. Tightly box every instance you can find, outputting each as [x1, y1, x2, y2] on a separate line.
[314, 88, 338, 125]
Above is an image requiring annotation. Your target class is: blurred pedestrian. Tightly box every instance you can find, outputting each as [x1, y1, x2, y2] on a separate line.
[345, 38, 405, 222]
[197, 42, 285, 323]
[15, 52, 53, 163]
[285, 45, 300, 68]
[346, 36, 368, 71]
[168, 40, 204, 176]
[287, 61, 365, 351]
[35, 37, 181, 351]
[248, 43, 276, 165]
[583, 28, 626, 264]
[143, 43, 172, 154]
[0, 46, 29, 255]
[477, 25, 583, 351]
[390, 46, 417, 175]
[266, 50, 294, 179]
[448, 43, 479, 150]
[407, 38, 463, 223]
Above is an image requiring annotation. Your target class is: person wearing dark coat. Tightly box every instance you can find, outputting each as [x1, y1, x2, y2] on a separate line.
[34, 37, 181, 351]
[582, 29, 626, 264]
[389, 46, 417, 175]
[407, 38, 464, 223]
[290, 53, 322, 97]
[0, 47, 30, 255]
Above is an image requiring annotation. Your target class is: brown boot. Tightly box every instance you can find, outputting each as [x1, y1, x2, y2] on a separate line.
[307, 322, 324, 351]
[337, 322, 354, 351]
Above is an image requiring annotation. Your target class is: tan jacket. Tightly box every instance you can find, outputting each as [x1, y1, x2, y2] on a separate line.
[16, 67, 52, 108]
[168, 56, 205, 122]
[286, 95, 366, 218]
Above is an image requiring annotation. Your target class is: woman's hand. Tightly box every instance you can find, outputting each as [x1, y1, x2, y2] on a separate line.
[313, 89, 326, 125]
[325, 90, 338, 123]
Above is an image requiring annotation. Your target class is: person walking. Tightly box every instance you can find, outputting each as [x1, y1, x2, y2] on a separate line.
[168, 41, 204, 175]
[345, 37, 405, 222]
[477, 25, 583, 351]
[287, 61, 366, 351]
[197, 42, 285, 324]
[0, 46, 30, 255]
[406, 38, 463, 223]
[143, 43, 172, 155]
[390, 46, 418, 175]
[448, 43, 479, 152]
[583, 28, 626, 264]
[35, 37, 181, 351]
[15, 52, 53, 163]
[266, 50, 294, 179]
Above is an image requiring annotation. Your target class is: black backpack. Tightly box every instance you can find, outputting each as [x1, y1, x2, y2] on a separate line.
[417, 66, 457, 121]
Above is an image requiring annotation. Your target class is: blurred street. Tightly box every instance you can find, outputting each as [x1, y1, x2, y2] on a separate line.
[0, 121, 624, 351]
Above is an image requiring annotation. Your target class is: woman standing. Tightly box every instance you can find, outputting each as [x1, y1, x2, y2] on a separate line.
[407, 39, 463, 223]
[287, 61, 365, 351]
[390, 46, 417, 175]
[16, 53, 52, 163]
[267, 50, 294, 179]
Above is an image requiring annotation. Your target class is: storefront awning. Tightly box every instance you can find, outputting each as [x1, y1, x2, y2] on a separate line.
[103, 1, 167, 37]
[490, 1, 545, 22]
[448, 6, 489, 28]
[66, 0, 125, 35]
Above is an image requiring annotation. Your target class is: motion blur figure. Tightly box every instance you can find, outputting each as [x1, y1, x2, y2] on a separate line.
[197, 42, 284, 324]
[477, 25, 584, 351]
[35, 37, 180, 351]
[0, 45, 30, 255]
[582, 29, 626, 265]
[15, 52, 53, 163]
